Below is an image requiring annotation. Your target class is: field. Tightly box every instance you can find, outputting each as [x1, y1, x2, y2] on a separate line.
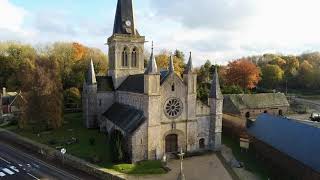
[3, 113, 165, 175]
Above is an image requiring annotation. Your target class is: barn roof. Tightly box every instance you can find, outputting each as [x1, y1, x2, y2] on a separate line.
[103, 103, 145, 133]
[248, 114, 320, 173]
[223, 93, 289, 114]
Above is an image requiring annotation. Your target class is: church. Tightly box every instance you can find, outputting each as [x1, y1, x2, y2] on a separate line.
[82, 0, 223, 163]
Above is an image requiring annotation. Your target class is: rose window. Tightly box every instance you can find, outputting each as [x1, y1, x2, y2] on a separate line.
[164, 98, 183, 119]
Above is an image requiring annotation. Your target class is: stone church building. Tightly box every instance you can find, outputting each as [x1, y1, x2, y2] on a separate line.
[82, 0, 223, 163]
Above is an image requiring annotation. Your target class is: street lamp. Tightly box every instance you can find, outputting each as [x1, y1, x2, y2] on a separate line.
[177, 148, 186, 180]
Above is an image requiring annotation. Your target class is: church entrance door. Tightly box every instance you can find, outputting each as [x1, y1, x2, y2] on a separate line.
[165, 134, 178, 153]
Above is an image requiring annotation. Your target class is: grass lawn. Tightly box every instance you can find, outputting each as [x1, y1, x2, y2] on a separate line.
[222, 134, 269, 180]
[3, 113, 165, 175]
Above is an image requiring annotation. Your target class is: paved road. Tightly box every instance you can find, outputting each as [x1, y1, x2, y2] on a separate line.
[0, 143, 83, 180]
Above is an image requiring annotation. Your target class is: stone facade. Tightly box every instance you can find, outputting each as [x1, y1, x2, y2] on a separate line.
[82, 0, 223, 163]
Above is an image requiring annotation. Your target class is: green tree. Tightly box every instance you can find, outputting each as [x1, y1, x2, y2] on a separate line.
[260, 64, 284, 89]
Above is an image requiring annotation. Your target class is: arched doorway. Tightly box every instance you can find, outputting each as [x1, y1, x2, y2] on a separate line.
[199, 138, 205, 149]
[165, 134, 178, 153]
[245, 112, 250, 119]
[279, 109, 283, 116]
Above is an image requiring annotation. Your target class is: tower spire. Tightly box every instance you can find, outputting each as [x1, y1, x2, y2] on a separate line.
[113, 0, 136, 35]
[209, 67, 223, 99]
[87, 59, 97, 85]
[184, 52, 193, 74]
[145, 42, 158, 74]
[168, 55, 175, 73]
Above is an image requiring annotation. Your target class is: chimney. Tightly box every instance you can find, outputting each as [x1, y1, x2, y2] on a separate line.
[2, 87, 6, 96]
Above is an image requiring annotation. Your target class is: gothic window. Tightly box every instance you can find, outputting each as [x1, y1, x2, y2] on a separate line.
[122, 47, 129, 67]
[131, 47, 138, 67]
[199, 138, 205, 149]
[171, 84, 175, 91]
[164, 98, 183, 119]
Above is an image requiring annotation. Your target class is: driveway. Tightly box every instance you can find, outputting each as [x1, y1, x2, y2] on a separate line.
[128, 153, 233, 180]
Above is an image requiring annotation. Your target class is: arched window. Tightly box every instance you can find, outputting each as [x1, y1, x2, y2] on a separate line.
[122, 47, 128, 67]
[131, 47, 138, 67]
[199, 138, 205, 149]
[171, 84, 175, 91]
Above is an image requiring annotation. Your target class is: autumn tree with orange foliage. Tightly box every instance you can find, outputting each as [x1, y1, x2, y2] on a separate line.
[225, 59, 261, 90]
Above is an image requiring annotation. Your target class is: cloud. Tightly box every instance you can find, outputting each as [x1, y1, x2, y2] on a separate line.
[1, 0, 320, 67]
[146, 0, 320, 65]
[0, 0, 27, 32]
[149, 0, 256, 30]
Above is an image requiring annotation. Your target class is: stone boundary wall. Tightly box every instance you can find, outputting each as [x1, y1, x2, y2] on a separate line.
[0, 128, 127, 180]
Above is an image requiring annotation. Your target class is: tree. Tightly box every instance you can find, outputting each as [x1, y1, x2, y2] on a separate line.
[225, 59, 261, 90]
[260, 64, 284, 89]
[297, 60, 314, 88]
[64, 87, 81, 108]
[197, 60, 214, 83]
[155, 50, 185, 76]
[20, 57, 63, 130]
[0, 42, 36, 89]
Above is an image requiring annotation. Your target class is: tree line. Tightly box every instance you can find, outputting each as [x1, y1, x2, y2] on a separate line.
[0, 42, 107, 130]
[197, 52, 320, 103]
[1, 41, 319, 129]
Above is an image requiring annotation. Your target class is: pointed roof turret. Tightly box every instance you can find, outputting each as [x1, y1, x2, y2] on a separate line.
[209, 67, 223, 99]
[184, 52, 193, 74]
[145, 42, 158, 74]
[113, 0, 136, 35]
[87, 59, 97, 85]
[168, 55, 175, 73]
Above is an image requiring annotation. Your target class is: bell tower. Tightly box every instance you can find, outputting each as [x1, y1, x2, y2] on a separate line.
[108, 0, 146, 89]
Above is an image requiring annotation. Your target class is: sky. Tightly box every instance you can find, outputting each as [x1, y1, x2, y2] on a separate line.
[1, 0, 320, 66]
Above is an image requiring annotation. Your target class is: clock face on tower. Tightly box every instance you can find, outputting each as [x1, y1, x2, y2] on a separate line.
[125, 20, 132, 27]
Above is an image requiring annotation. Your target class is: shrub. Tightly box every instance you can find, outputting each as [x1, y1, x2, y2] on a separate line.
[89, 137, 95, 146]
[48, 139, 57, 145]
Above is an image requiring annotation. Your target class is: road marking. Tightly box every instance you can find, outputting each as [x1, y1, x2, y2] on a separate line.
[2, 168, 14, 175]
[9, 166, 19, 172]
[3, 144, 81, 180]
[0, 172, 6, 177]
[0, 156, 11, 164]
[27, 173, 41, 180]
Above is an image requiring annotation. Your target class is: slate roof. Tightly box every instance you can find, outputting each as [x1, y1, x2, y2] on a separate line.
[113, 0, 137, 35]
[160, 70, 170, 84]
[248, 114, 320, 173]
[103, 103, 145, 133]
[117, 74, 144, 93]
[97, 76, 114, 92]
[223, 93, 289, 114]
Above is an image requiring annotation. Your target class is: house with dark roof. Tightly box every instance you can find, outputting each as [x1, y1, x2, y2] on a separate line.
[82, 0, 224, 163]
[1, 88, 24, 115]
[248, 114, 320, 179]
[223, 93, 290, 119]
